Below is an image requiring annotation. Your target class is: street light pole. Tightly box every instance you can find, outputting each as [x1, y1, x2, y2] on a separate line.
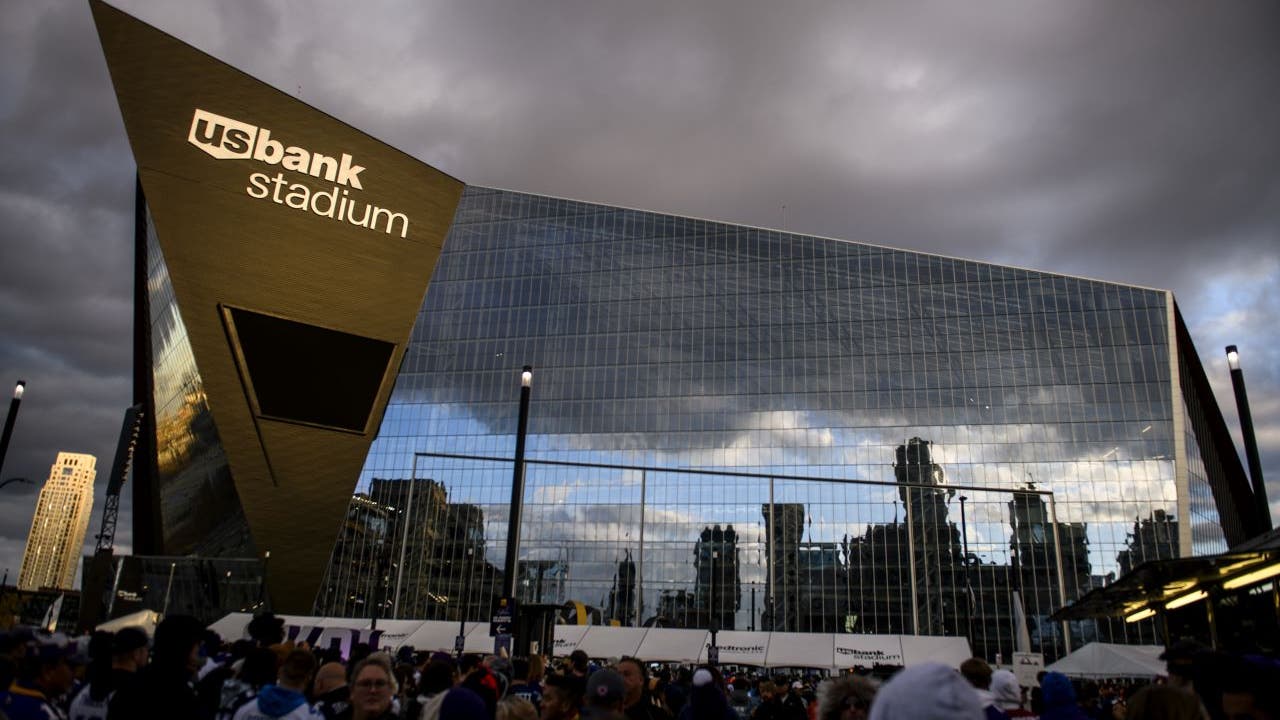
[958, 495, 974, 649]
[0, 381, 26, 482]
[1226, 346, 1271, 533]
[502, 367, 533, 602]
[709, 547, 719, 666]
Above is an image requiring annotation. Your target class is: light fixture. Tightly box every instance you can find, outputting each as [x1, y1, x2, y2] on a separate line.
[1165, 589, 1207, 610]
[1226, 345, 1240, 371]
[1223, 563, 1280, 590]
[13, 381, 24, 400]
[1125, 607, 1156, 623]
[521, 366, 533, 388]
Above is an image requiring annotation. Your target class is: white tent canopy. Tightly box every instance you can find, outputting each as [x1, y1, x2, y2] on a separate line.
[1046, 642, 1166, 679]
[206, 613, 973, 669]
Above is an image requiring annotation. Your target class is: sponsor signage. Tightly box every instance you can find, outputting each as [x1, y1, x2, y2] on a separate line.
[188, 108, 411, 237]
[832, 635, 905, 667]
[702, 631, 768, 665]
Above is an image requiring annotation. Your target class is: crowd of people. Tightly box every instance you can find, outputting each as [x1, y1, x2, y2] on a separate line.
[1, 613, 1278, 720]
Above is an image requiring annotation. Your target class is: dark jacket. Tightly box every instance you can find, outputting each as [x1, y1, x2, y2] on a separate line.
[108, 663, 207, 720]
[625, 697, 673, 720]
[312, 684, 350, 720]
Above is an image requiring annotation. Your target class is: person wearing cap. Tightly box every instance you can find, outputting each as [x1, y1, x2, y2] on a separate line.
[778, 680, 807, 720]
[582, 669, 626, 720]
[67, 627, 149, 720]
[439, 686, 488, 720]
[0, 632, 83, 720]
[108, 614, 206, 719]
[1161, 639, 1209, 700]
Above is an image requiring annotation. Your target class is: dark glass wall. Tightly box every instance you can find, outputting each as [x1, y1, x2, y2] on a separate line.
[320, 186, 1220, 659]
[143, 214, 255, 558]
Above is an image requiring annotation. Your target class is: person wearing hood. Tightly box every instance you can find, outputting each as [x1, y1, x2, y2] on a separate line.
[232, 648, 318, 720]
[960, 659, 1008, 720]
[814, 674, 877, 720]
[1038, 672, 1087, 720]
[867, 663, 983, 720]
[989, 671, 1033, 718]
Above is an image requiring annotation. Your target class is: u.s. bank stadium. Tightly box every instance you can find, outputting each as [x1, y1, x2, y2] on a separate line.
[81, 0, 1278, 665]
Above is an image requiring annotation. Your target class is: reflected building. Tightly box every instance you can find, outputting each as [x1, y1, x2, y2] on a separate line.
[96, 3, 1265, 659]
[519, 559, 569, 607]
[763, 505, 806, 631]
[317, 480, 501, 622]
[694, 526, 741, 631]
[1117, 509, 1179, 575]
[319, 493, 394, 617]
[606, 552, 638, 626]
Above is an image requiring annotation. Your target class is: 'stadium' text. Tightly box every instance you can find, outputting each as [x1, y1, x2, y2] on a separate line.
[246, 172, 408, 238]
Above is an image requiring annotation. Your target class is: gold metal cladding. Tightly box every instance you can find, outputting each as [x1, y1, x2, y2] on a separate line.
[91, 0, 464, 612]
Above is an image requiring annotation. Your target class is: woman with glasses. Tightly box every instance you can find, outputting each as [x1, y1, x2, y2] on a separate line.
[339, 655, 399, 720]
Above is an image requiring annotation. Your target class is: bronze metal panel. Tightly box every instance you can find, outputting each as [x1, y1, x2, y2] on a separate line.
[91, 0, 464, 611]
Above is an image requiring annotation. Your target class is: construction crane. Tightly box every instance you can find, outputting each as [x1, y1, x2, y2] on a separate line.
[95, 404, 143, 553]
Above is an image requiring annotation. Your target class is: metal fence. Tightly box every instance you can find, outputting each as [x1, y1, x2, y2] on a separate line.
[317, 449, 1114, 661]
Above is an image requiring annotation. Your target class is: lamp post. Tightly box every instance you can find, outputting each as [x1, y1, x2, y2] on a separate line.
[709, 547, 720, 665]
[1226, 346, 1271, 533]
[958, 495, 974, 648]
[0, 381, 26, 482]
[457, 545, 474, 658]
[502, 367, 533, 602]
[258, 550, 271, 610]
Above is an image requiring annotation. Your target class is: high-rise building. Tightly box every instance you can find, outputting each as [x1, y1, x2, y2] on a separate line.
[694, 526, 741, 631]
[92, 2, 1265, 660]
[19, 453, 97, 591]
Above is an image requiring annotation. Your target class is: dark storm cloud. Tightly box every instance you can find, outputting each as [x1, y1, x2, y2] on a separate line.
[1, 0, 1277, 579]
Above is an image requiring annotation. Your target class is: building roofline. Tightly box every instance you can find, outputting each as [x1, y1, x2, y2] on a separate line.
[470, 184, 1170, 295]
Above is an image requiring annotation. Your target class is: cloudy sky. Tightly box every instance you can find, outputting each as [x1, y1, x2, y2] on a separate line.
[1, 0, 1277, 587]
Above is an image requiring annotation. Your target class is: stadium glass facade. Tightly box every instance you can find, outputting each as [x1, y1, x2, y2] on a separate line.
[94, 0, 1259, 663]
[314, 186, 1243, 661]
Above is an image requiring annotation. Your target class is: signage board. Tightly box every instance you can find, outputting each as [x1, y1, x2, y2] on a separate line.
[1013, 652, 1045, 688]
[490, 596, 516, 637]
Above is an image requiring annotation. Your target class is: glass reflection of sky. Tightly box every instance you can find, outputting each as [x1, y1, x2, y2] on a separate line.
[344, 186, 1223, 636]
